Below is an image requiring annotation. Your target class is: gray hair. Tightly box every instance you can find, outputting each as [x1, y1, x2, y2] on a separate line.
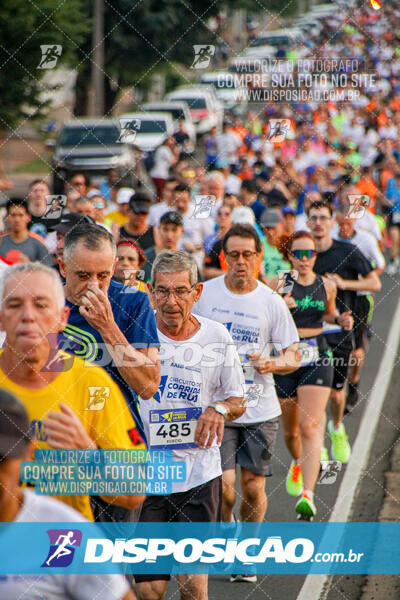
[206, 171, 225, 184]
[0, 263, 65, 310]
[74, 196, 93, 207]
[151, 250, 198, 287]
[64, 223, 116, 264]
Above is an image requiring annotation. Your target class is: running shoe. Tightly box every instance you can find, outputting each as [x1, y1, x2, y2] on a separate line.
[386, 259, 398, 276]
[320, 447, 329, 470]
[320, 447, 329, 462]
[328, 420, 351, 463]
[345, 381, 360, 414]
[230, 574, 257, 583]
[295, 492, 317, 518]
[286, 461, 303, 496]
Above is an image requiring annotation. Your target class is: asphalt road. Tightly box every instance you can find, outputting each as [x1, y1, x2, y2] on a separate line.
[157, 273, 400, 600]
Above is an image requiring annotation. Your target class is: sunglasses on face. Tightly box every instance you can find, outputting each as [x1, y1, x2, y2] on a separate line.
[290, 249, 316, 259]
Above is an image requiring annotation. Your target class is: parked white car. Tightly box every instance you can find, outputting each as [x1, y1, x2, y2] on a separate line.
[165, 85, 223, 134]
[199, 71, 248, 112]
[119, 112, 174, 153]
[140, 101, 196, 150]
[246, 27, 304, 50]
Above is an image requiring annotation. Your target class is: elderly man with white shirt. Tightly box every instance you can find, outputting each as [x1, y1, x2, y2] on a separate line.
[136, 250, 245, 600]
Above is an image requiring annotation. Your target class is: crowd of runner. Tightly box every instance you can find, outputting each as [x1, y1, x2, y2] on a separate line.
[1, 2, 400, 599]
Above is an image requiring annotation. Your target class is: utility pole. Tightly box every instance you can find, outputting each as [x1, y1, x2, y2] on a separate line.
[90, 0, 105, 115]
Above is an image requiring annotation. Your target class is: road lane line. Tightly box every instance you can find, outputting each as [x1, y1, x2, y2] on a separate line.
[297, 296, 400, 600]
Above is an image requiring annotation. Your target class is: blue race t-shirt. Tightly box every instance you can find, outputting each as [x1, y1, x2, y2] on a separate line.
[58, 279, 159, 441]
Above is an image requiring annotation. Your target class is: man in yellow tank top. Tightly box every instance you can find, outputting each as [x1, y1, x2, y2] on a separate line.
[0, 262, 146, 521]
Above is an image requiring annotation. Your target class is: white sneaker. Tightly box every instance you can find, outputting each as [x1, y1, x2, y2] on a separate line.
[386, 260, 399, 275]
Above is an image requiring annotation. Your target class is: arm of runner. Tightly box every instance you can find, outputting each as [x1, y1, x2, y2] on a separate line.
[249, 341, 300, 375]
[80, 285, 160, 399]
[195, 396, 245, 450]
[43, 403, 97, 449]
[325, 270, 381, 293]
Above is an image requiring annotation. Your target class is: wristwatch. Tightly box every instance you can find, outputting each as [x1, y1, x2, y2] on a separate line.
[210, 403, 228, 420]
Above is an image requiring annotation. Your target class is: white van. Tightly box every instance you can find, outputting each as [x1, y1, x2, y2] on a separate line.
[165, 86, 223, 134]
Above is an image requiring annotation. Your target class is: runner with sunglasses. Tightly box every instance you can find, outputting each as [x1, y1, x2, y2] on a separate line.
[271, 231, 352, 520]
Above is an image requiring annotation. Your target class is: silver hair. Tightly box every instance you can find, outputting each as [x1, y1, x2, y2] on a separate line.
[0, 262, 65, 310]
[151, 250, 198, 287]
[206, 171, 225, 184]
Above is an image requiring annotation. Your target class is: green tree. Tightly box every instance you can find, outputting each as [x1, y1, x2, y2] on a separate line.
[74, 0, 299, 115]
[0, 0, 88, 130]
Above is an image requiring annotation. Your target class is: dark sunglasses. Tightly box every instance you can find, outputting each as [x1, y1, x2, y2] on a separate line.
[290, 249, 316, 259]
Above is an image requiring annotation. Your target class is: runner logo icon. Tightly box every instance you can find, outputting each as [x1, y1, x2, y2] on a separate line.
[42, 529, 82, 567]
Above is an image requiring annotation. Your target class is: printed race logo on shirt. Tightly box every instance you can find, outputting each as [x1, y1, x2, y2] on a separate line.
[30, 420, 47, 442]
[127, 427, 144, 446]
[86, 387, 110, 411]
[153, 375, 168, 403]
[41, 529, 82, 568]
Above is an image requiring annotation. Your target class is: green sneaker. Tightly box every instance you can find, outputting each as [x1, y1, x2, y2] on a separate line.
[328, 420, 351, 463]
[296, 492, 316, 518]
[320, 447, 329, 470]
[286, 461, 303, 496]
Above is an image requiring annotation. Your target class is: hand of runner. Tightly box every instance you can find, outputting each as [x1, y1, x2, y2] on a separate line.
[325, 273, 347, 290]
[195, 407, 225, 449]
[43, 403, 97, 449]
[248, 352, 276, 374]
[337, 310, 353, 330]
[79, 285, 115, 333]
[283, 292, 297, 309]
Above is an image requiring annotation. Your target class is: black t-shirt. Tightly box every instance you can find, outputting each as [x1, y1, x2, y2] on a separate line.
[314, 239, 373, 347]
[119, 225, 155, 251]
[314, 239, 372, 313]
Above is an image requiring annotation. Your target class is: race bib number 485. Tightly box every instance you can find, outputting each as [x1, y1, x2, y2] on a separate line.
[149, 407, 202, 449]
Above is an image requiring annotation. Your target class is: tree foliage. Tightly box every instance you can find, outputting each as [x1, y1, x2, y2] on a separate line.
[0, 0, 88, 130]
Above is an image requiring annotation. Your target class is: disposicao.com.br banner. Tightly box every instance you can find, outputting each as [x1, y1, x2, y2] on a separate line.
[0, 522, 399, 575]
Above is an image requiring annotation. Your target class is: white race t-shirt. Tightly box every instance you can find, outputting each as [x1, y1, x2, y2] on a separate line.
[148, 201, 170, 227]
[0, 490, 128, 600]
[150, 145, 174, 179]
[140, 315, 244, 493]
[195, 276, 299, 424]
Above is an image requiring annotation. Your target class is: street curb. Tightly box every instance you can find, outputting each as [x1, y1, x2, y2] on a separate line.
[360, 442, 400, 599]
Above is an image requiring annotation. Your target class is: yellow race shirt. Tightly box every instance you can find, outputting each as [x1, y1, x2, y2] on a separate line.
[105, 209, 129, 227]
[0, 352, 145, 520]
